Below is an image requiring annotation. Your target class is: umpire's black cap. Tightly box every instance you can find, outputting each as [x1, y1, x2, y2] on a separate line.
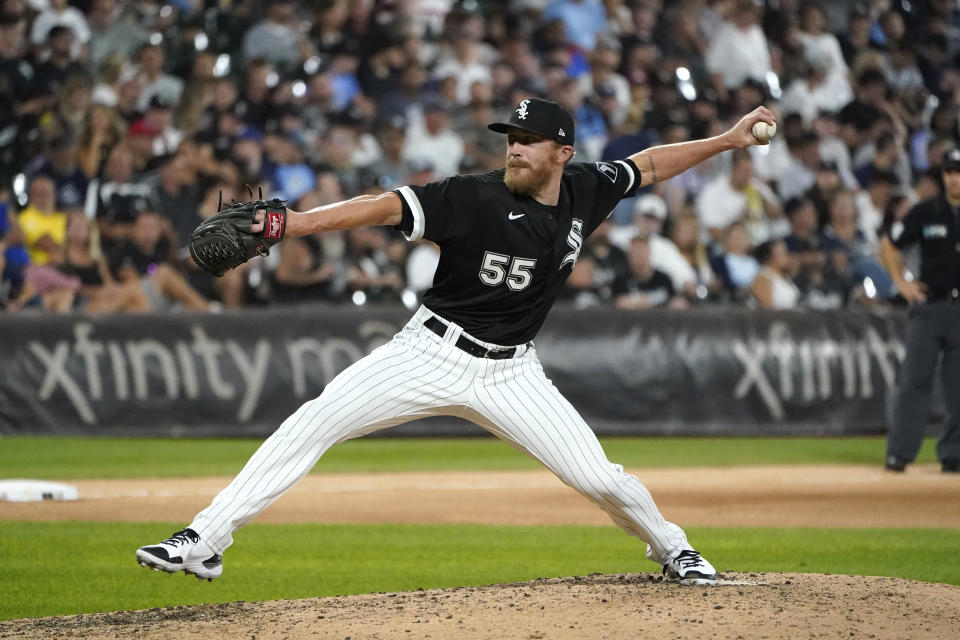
[488, 97, 575, 145]
[943, 148, 960, 171]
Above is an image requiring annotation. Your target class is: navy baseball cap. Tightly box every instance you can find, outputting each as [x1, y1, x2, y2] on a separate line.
[488, 97, 575, 145]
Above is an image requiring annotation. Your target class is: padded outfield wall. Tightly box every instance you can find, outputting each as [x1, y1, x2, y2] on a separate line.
[0, 305, 930, 436]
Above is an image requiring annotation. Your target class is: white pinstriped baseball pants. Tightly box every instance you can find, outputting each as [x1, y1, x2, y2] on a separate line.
[189, 306, 692, 565]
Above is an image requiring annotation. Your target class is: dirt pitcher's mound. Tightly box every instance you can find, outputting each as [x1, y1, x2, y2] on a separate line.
[3, 573, 958, 640]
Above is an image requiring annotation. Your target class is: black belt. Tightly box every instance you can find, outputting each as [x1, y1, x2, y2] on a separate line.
[424, 316, 522, 359]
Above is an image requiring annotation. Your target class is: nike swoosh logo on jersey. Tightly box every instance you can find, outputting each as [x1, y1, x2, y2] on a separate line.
[508, 211, 525, 220]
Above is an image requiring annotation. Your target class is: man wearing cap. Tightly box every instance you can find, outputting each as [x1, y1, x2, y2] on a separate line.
[137, 97, 776, 586]
[881, 148, 960, 473]
[609, 194, 699, 298]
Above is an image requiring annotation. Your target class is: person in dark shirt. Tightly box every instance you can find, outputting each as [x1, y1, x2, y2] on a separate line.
[59, 210, 149, 311]
[0, 12, 34, 98]
[783, 197, 821, 282]
[88, 144, 153, 249]
[138, 97, 777, 587]
[109, 210, 212, 311]
[613, 235, 679, 309]
[149, 151, 201, 249]
[782, 196, 845, 308]
[880, 149, 960, 474]
[233, 59, 272, 129]
[916, 33, 948, 95]
[32, 134, 89, 212]
[821, 189, 894, 303]
[562, 220, 630, 306]
[31, 26, 89, 98]
[355, 34, 403, 103]
[783, 197, 820, 255]
[806, 160, 843, 228]
[271, 232, 340, 304]
[343, 226, 404, 304]
[109, 209, 168, 278]
[0, 12, 47, 185]
[853, 132, 900, 189]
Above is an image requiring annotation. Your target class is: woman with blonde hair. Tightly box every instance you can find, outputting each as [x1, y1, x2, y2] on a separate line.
[77, 103, 126, 178]
[39, 74, 92, 144]
[60, 211, 150, 312]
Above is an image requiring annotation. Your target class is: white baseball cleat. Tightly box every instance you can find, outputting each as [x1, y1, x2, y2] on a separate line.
[136, 528, 222, 581]
[663, 549, 717, 585]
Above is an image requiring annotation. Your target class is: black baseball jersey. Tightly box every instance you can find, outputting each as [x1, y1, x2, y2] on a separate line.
[87, 179, 155, 226]
[394, 159, 641, 344]
[888, 194, 960, 299]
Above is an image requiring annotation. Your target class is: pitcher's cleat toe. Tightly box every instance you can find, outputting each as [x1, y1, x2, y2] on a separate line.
[663, 550, 717, 586]
[136, 528, 223, 581]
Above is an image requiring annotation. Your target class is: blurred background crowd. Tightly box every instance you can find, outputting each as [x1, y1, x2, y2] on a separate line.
[1, 0, 959, 314]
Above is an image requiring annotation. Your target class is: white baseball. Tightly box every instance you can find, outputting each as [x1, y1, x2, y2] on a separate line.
[751, 121, 777, 144]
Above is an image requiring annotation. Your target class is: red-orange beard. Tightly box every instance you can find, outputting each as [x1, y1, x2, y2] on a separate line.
[504, 161, 551, 196]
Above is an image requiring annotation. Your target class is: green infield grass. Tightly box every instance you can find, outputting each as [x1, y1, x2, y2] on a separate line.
[0, 435, 940, 479]
[1, 521, 958, 621]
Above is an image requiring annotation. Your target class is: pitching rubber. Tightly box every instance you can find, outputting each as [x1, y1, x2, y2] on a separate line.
[678, 576, 718, 586]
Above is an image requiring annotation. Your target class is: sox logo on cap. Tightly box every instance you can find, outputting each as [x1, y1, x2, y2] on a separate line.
[516, 100, 530, 120]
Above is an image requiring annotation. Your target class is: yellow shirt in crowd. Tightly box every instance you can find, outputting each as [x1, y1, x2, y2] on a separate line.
[18, 205, 67, 265]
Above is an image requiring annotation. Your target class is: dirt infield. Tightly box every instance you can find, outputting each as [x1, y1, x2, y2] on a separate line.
[3, 464, 959, 639]
[3, 464, 959, 528]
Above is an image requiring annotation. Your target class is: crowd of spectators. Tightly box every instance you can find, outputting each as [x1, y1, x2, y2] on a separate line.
[1, 0, 959, 314]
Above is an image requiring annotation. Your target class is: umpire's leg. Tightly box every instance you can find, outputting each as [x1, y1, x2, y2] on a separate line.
[887, 304, 942, 464]
[936, 304, 960, 464]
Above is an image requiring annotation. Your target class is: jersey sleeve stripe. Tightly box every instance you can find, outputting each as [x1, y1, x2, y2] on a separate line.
[397, 186, 425, 241]
[615, 160, 636, 194]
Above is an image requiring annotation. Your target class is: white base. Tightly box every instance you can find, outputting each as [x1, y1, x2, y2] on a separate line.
[0, 479, 78, 502]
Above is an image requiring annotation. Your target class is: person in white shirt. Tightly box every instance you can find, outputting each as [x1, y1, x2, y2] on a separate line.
[778, 53, 852, 126]
[609, 194, 698, 296]
[854, 170, 897, 253]
[796, 4, 848, 81]
[135, 43, 184, 113]
[705, 0, 772, 96]
[241, 0, 305, 67]
[885, 42, 924, 92]
[431, 20, 495, 106]
[751, 239, 801, 309]
[811, 111, 858, 190]
[30, 0, 89, 59]
[402, 98, 465, 178]
[696, 149, 783, 246]
[775, 131, 820, 202]
[86, 0, 149, 71]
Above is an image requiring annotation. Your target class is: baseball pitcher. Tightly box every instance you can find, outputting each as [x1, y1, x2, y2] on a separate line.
[137, 97, 776, 586]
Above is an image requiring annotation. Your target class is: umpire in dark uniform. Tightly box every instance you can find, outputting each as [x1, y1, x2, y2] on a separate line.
[880, 148, 960, 473]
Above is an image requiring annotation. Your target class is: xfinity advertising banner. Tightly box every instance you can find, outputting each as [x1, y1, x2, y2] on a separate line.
[0, 305, 915, 436]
